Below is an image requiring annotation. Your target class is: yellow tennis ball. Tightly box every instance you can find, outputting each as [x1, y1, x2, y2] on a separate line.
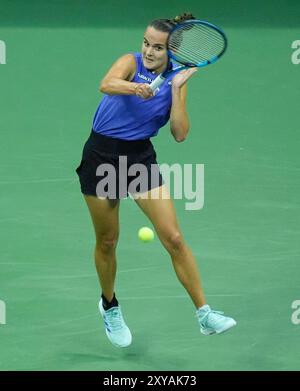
[138, 227, 154, 242]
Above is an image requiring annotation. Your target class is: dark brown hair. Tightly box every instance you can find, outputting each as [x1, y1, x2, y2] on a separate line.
[148, 12, 196, 33]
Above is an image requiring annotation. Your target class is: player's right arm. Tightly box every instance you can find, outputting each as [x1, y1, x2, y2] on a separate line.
[100, 54, 153, 98]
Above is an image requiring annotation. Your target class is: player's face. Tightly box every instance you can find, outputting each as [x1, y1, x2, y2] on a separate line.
[142, 26, 168, 74]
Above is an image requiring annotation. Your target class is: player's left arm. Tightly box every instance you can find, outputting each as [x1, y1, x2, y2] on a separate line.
[169, 68, 197, 142]
[170, 84, 189, 142]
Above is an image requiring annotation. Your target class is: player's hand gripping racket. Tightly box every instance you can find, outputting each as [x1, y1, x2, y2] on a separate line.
[149, 20, 227, 92]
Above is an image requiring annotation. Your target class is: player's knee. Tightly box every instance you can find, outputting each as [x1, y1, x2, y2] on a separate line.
[96, 235, 118, 253]
[163, 231, 185, 253]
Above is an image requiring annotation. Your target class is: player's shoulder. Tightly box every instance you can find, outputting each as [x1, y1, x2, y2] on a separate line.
[111, 53, 136, 69]
[111, 53, 137, 81]
[117, 52, 137, 63]
[113, 53, 136, 71]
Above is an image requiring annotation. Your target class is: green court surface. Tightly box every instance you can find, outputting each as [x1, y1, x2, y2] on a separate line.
[0, 0, 300, 371]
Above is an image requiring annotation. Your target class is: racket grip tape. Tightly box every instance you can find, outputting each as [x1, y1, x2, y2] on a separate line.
[149, 74, 166, 92]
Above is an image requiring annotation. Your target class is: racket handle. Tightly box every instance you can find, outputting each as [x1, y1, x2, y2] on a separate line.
[149, 74, 166, 92]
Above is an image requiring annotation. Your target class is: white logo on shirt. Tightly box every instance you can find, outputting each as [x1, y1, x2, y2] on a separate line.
[138, 72, 153, 83]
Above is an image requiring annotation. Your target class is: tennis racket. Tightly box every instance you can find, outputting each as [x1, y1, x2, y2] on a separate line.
[149, 19, 227, 92]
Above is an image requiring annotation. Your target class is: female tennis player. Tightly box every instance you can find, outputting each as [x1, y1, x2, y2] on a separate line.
[76, 13, 236, 347]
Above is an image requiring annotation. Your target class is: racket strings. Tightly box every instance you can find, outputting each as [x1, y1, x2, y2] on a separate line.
[169, 45, 219, 65]
[170, 41, 222, 60]
[170, 24, 225, 50]
[168, 22, 226, 65]
[170, 33, 224, 60]
[170, 43, 224, 61]
[173, 24, 224, 46]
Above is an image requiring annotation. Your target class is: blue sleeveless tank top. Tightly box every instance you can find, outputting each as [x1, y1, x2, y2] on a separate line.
[92, 52, 174, 140]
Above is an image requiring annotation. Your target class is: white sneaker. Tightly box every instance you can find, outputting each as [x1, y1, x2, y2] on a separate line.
[196, 305, 237, 335]
[99, 299, 132, 347]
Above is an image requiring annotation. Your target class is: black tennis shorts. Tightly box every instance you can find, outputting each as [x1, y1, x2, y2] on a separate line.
[75, 130, 164, 199]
